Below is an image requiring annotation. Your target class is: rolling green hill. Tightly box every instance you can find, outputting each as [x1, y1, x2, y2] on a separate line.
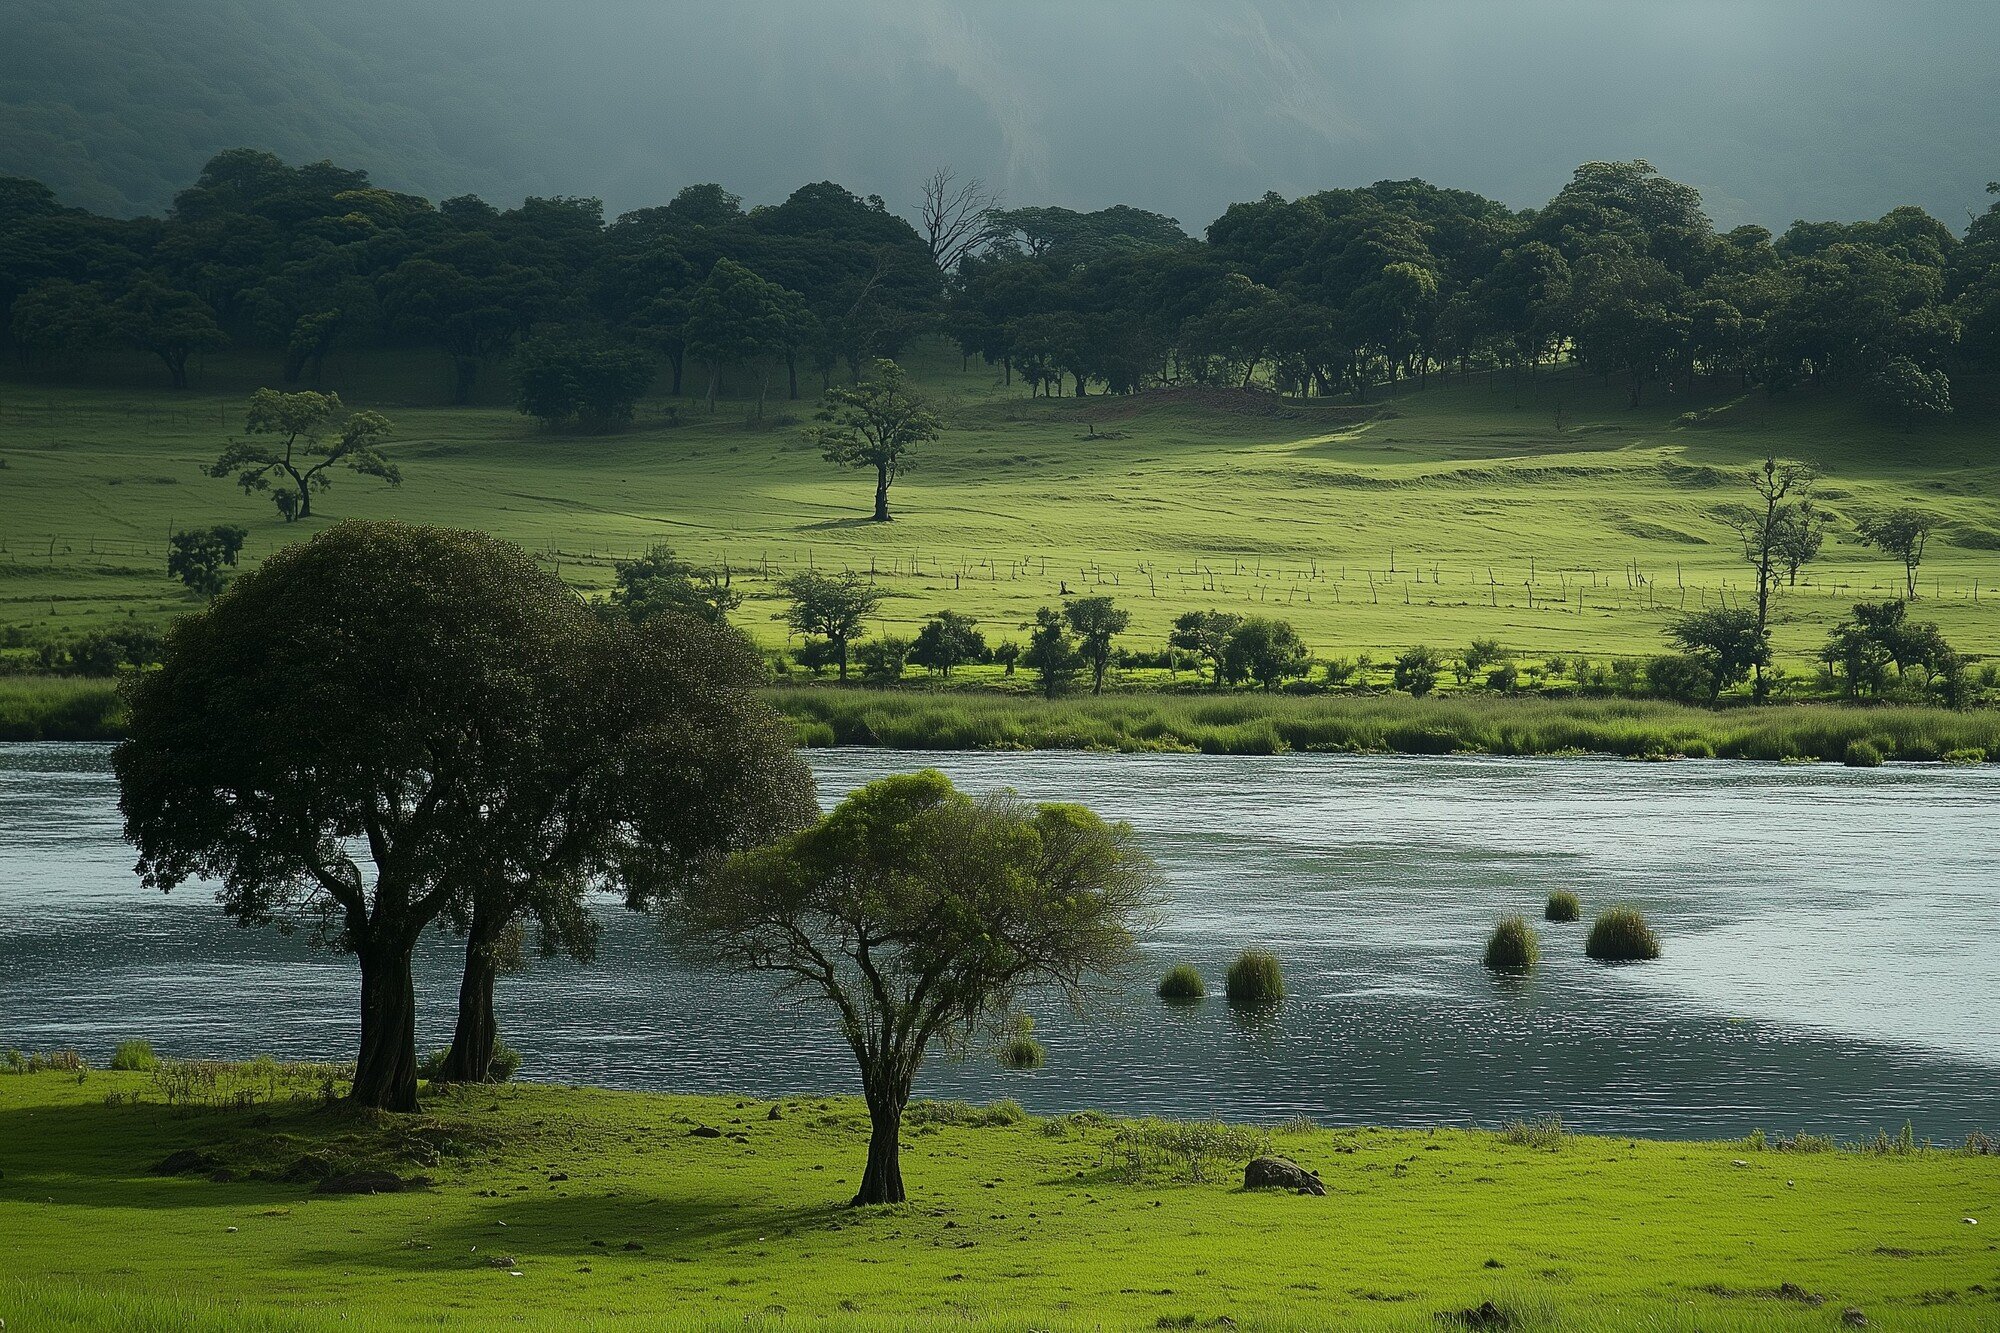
[3, 350, 1996, 674]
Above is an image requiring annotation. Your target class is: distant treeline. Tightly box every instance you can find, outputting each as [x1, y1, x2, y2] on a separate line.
[3, 152, 1996, 422]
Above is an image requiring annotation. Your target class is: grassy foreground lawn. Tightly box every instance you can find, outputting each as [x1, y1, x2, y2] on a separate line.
[1, 1070, 1995, 1331]
[5, 349, 2000, 667]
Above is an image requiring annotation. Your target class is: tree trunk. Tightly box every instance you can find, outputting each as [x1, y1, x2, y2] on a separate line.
[706, 359, 719, 414]
[453, 357, 478, 405]
[352, 939, 420, 1112]
[787, 351, 799, 400]
[438, 909, 505, 1083]
[669, 350, 685, 397]
[853, 1088, 909, 1205]
[163, 352, 189, 390]
[873, 464, 891, 522]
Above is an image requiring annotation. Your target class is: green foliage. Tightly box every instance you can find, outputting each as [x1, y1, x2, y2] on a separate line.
[804, 358, 941, 519]
[1500, 1116, 1568, 1151]
[1482, 916, 1539, 973]
[1064, 596, 1130, 695]
[1669, 607, 1768, 700]
[1024, 606, 1079, 698]
[107, 1040, 155, 1072]
[512, 335, 654, 431]
[420, 1038, 520, 1084]
[904, 1098, 1027, 1128]
[607, 545, 740, 627]
[1544, 890, 1581, 923]
[1168, 610, 1243, 687]
[1109, 1117, 1271, 1183]
[780, 570, 885, 681]
[1393, 644, 1443, 697]
[1156, 963, 1206, 1003]
[996, 1015, 1044, 1070]
[166, 525, 248, 597]
[1866, 356, 1952, 425]
[909, 610, 984, 677]
[1585, 906, 1662, 962]
[1225, 616, 1309, 691]
[1224, 949, 1284, 1008]
[1843, 738, 1885, 767]
[1856, 509, 1937, 600]
[856, 635, 911, 684]
[207, 389, 398, 521]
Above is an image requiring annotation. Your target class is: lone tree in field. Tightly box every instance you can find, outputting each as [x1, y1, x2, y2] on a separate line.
[1857, 508, 1936, 600]
[1169, 609, 1243, 687]
[909, 610, 985, 677]
[1228, 617, 1311, 691]
[781, 570, 884, 681]
[806, 358, 941, 522]
[166, 524, 247, 596]
[1064, 596, 1129, 695]
[208, 389, 399, 521]
[116, 522, 814, 1109]
[1730, 456, 1818, 699]
[667, 771, 1159, 1205]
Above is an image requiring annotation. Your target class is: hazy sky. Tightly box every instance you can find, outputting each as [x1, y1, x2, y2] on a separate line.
[9, 0, 2000, 230]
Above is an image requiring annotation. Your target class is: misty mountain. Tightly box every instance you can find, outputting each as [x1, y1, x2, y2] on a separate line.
[4, 0, 1997, 234]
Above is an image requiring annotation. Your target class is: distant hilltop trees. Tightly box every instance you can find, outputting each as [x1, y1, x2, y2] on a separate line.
[2, 153, 1995, 424]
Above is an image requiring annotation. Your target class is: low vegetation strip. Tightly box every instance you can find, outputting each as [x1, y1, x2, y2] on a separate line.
[0, 674, 124, 740]
[774, 687, 2000, 763]
[0, 1068, 1994, 1331]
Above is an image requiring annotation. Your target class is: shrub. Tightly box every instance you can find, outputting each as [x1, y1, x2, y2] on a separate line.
[1483, 916, 1539, 973]
[1843, 738, 1885, 768]
[417, 1038, 521, 1084]
[1777, 1130, 1835, 1153]
[1110, 1118, 1271, 1182]
[1943, 747, 1986, 766]
[109, 1040, 156, 1071]
[1499, 1116, 1567, 1151]
[1224, 949, 1284, 1007]
[1544, 890, 1580, 923]
[1157, 964, 1206, 1003]
[1393, 645, 1442, 697]
[906, 1099, 1026, 1127]
[1585, 906, 1661, 962]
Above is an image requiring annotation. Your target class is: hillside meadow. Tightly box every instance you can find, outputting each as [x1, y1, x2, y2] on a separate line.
[4, 348, 1999, 672]
[1, 1066, 1995, 1332]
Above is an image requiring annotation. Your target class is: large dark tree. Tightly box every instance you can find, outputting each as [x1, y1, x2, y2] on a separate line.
[668, 771, 1160, 1205]
[117, 522, 813, 1109]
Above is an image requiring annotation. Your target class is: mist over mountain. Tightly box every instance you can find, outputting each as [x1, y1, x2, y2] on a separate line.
[3, 0, 1996, 231]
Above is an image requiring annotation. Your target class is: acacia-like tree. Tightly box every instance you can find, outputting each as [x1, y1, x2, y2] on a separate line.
[668, 771, 1160, 1205]
[1857, 508, 1936, 600]
[806, 358, 941, 522]
[208, 389, 399, 521]
[781, 570, 884, 680]
[1168, 610, 1243, 687]
[1063, 596, 1129, 695]
[1731, 456, 1818, 699]
[116, 522, 814, 1110]
[1669, 605, 1769, 700]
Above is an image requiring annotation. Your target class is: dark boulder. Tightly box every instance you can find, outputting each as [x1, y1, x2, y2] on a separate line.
[313, 1171, 429, 1195]
[151, 1148, 218, 1176]
[1242, 1156, 1324, 1195]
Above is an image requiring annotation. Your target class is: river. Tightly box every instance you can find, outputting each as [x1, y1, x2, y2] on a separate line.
[2, 742, 1995, 1139]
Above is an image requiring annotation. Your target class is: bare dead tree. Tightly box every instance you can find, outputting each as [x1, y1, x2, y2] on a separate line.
[920, 166, 1002, 274]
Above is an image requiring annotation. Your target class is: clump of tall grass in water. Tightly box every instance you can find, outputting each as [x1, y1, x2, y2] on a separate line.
[997, 1015, 1045, 1070]
[1483, 917, 1540, 973]
[1157, 964, 1206, 1003]
[1225, 949, 1284, 1008]
[1544, 890, 1580, 922]
[1585, 906, 1661, 962]
[1843, 739, 1885, 768]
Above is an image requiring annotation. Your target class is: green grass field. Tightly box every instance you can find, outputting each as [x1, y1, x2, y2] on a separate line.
[5, 346, 1999, 670]
[1, 1066, 1995, 1331]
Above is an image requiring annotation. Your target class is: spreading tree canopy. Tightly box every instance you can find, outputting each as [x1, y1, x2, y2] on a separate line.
[116, 522, 814, 1108]
[666, 771, 1160, 1205]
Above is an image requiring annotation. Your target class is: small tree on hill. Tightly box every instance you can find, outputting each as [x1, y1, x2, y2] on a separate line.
[806, 358, 941, 522]
[781, 570, 884, 681]
[1064, 596, 1130, 695]
[1857, 508, 1935, 600]
[166, 524, 248, 597]
[1730, 456, 1818, 700]
[1169, 610, 1243, 687]
[1024, 607, 1079, 697]
[1393, 644, 1443, 697]
[665, 771, 1160, 1205]
[208, 389, 398, 521]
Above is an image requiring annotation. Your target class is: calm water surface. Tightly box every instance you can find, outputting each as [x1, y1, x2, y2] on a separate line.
[2, 742, 1996, 1139]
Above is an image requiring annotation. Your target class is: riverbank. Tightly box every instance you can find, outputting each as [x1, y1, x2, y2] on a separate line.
[1, 1066, 1994, 1331]
[776, 686, 2000, 762]
[10, 676, 2000, 763]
